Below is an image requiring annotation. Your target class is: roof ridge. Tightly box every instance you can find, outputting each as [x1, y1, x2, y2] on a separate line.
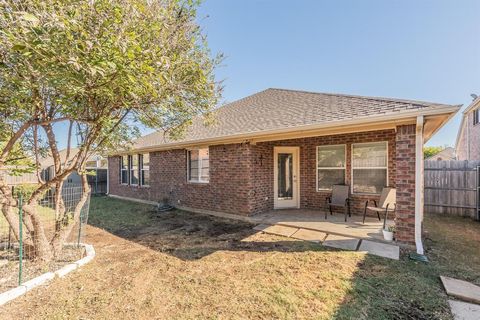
[266, 87, 450, 107]
[215, 88, 271, 110]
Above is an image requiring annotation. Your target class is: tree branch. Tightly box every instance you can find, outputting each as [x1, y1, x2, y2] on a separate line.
[0, 122, 32, 163]
[42, 123, 62, 175]
[93, 109, 131, 150]
[33, 125, 45, 184]
[64, 120, 73, 166]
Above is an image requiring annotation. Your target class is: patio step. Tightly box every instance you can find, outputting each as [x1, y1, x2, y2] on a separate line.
[448, 300, 480, 320]
[272, 221, 392, 244]
[253, 224, 299, 238]
[441, 276, 480, 305]
[253, 223, 400, 260]
[358, 240, 400, 260]
[291, 229, 327, 243]
[323, 234, 360, 251]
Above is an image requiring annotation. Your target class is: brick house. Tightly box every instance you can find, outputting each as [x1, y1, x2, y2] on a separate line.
[107, 89, 459, 252]
[425, 147, 455, 161]
[455, 97, 480, 160]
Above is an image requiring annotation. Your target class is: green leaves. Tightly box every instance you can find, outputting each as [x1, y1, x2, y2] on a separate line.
[0, 0, 221, 164]
[11, 44, 26, 51]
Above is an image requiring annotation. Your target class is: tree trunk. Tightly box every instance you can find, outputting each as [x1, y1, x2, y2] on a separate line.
[22, 203, 53, 262]
[51, 174, 90, 259]
[0, 183, 34, 247]
[54, 180, 66, 231]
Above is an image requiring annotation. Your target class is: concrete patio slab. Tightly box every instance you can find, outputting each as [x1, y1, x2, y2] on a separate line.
[256, 224, 299, 238]
[448, 300, 480, 320]
[441, 276, 480, 304]
[323, 234, 360, 250]
[251, 209, 393, 242]
[358, 240, 400, 260]
[291, 229, 327, 243]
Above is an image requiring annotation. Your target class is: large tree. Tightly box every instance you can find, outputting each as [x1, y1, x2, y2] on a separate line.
[0, 0, 220, 262]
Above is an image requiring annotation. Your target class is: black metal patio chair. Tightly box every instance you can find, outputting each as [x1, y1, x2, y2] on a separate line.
[363, 187, 396, 228]
[325, 185, 351, 222]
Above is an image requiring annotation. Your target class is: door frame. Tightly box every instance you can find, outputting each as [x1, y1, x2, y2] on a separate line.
[273, 146, 300, 209]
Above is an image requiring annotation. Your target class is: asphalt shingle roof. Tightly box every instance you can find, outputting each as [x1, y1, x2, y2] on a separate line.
[133, 88, 456, 150]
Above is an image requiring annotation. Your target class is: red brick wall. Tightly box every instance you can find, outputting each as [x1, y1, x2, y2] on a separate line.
[108, 127, 416, 244]
[108, 144, 254, 215]
[394, 124, 416, 245]
[250, 129, 397, 215]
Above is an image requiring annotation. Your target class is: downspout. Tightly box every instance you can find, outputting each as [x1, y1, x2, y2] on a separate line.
[106, 159, 109, 195]
[415, 115, 425, 255]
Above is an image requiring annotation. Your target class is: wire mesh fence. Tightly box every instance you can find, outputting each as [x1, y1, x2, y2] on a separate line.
[0, 183, 90, 292]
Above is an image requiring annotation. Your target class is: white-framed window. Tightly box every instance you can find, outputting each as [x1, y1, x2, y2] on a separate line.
[129, 155, 139, 185]
[316, 144, 346, 190]
[120, 155, 128, 184]
[352, 141, 388, 194]
[474, 108, 479, 126]
[187, 148, 209, 183]
[140, 153, 150, 186]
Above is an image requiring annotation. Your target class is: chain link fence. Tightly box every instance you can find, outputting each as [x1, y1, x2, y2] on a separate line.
[0, 183, 90, 292]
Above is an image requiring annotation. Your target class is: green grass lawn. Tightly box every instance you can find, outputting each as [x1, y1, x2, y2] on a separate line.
[88, 197, 480, 319]
[2, 196, 479, 319]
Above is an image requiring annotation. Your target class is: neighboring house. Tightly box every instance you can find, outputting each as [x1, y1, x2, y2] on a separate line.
[425, 147, 456, 161]
[107, 88, 459, 248]
[40, 148, 109, 193]
[455, 97, 480, 160]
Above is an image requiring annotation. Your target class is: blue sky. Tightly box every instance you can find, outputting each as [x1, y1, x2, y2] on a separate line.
[196, 0, 480, 146]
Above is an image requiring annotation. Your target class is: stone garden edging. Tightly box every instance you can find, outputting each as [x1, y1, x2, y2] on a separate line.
[0, 243, 95, 306]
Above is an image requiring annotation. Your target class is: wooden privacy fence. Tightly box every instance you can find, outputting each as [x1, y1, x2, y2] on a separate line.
[1, 169, 37, 185]
[424, 160, 480, 220]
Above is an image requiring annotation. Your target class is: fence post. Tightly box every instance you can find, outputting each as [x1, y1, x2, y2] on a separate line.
[77, 208, 82, 248]
[7, 227, 11, 250]
[77, 186, 84, 247]
[18, 194, 23, 286]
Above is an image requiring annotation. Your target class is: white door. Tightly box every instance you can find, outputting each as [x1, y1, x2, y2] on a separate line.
[274, 147, 300, 209]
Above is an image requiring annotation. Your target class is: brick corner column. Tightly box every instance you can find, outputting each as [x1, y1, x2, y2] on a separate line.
[107, 156, 120, 194]
[395, 124, 416, 246]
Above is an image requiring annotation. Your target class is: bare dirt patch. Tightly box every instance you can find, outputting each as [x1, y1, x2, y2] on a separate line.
[0, 197, 473, 319]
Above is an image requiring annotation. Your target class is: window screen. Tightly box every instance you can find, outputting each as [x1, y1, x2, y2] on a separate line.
[352, 142, 388, 194]
[317, 145, 346, 190]
[188, 148, 209, 182]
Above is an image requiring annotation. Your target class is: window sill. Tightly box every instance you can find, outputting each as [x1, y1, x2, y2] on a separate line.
[120, 183, 150, 188]
[187, 180, 209, 184]
[352, 192, 381, 196]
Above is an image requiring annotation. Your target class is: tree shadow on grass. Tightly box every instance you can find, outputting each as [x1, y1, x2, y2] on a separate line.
[89, 206, 325, 260]
[87, 197, 453, 319]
